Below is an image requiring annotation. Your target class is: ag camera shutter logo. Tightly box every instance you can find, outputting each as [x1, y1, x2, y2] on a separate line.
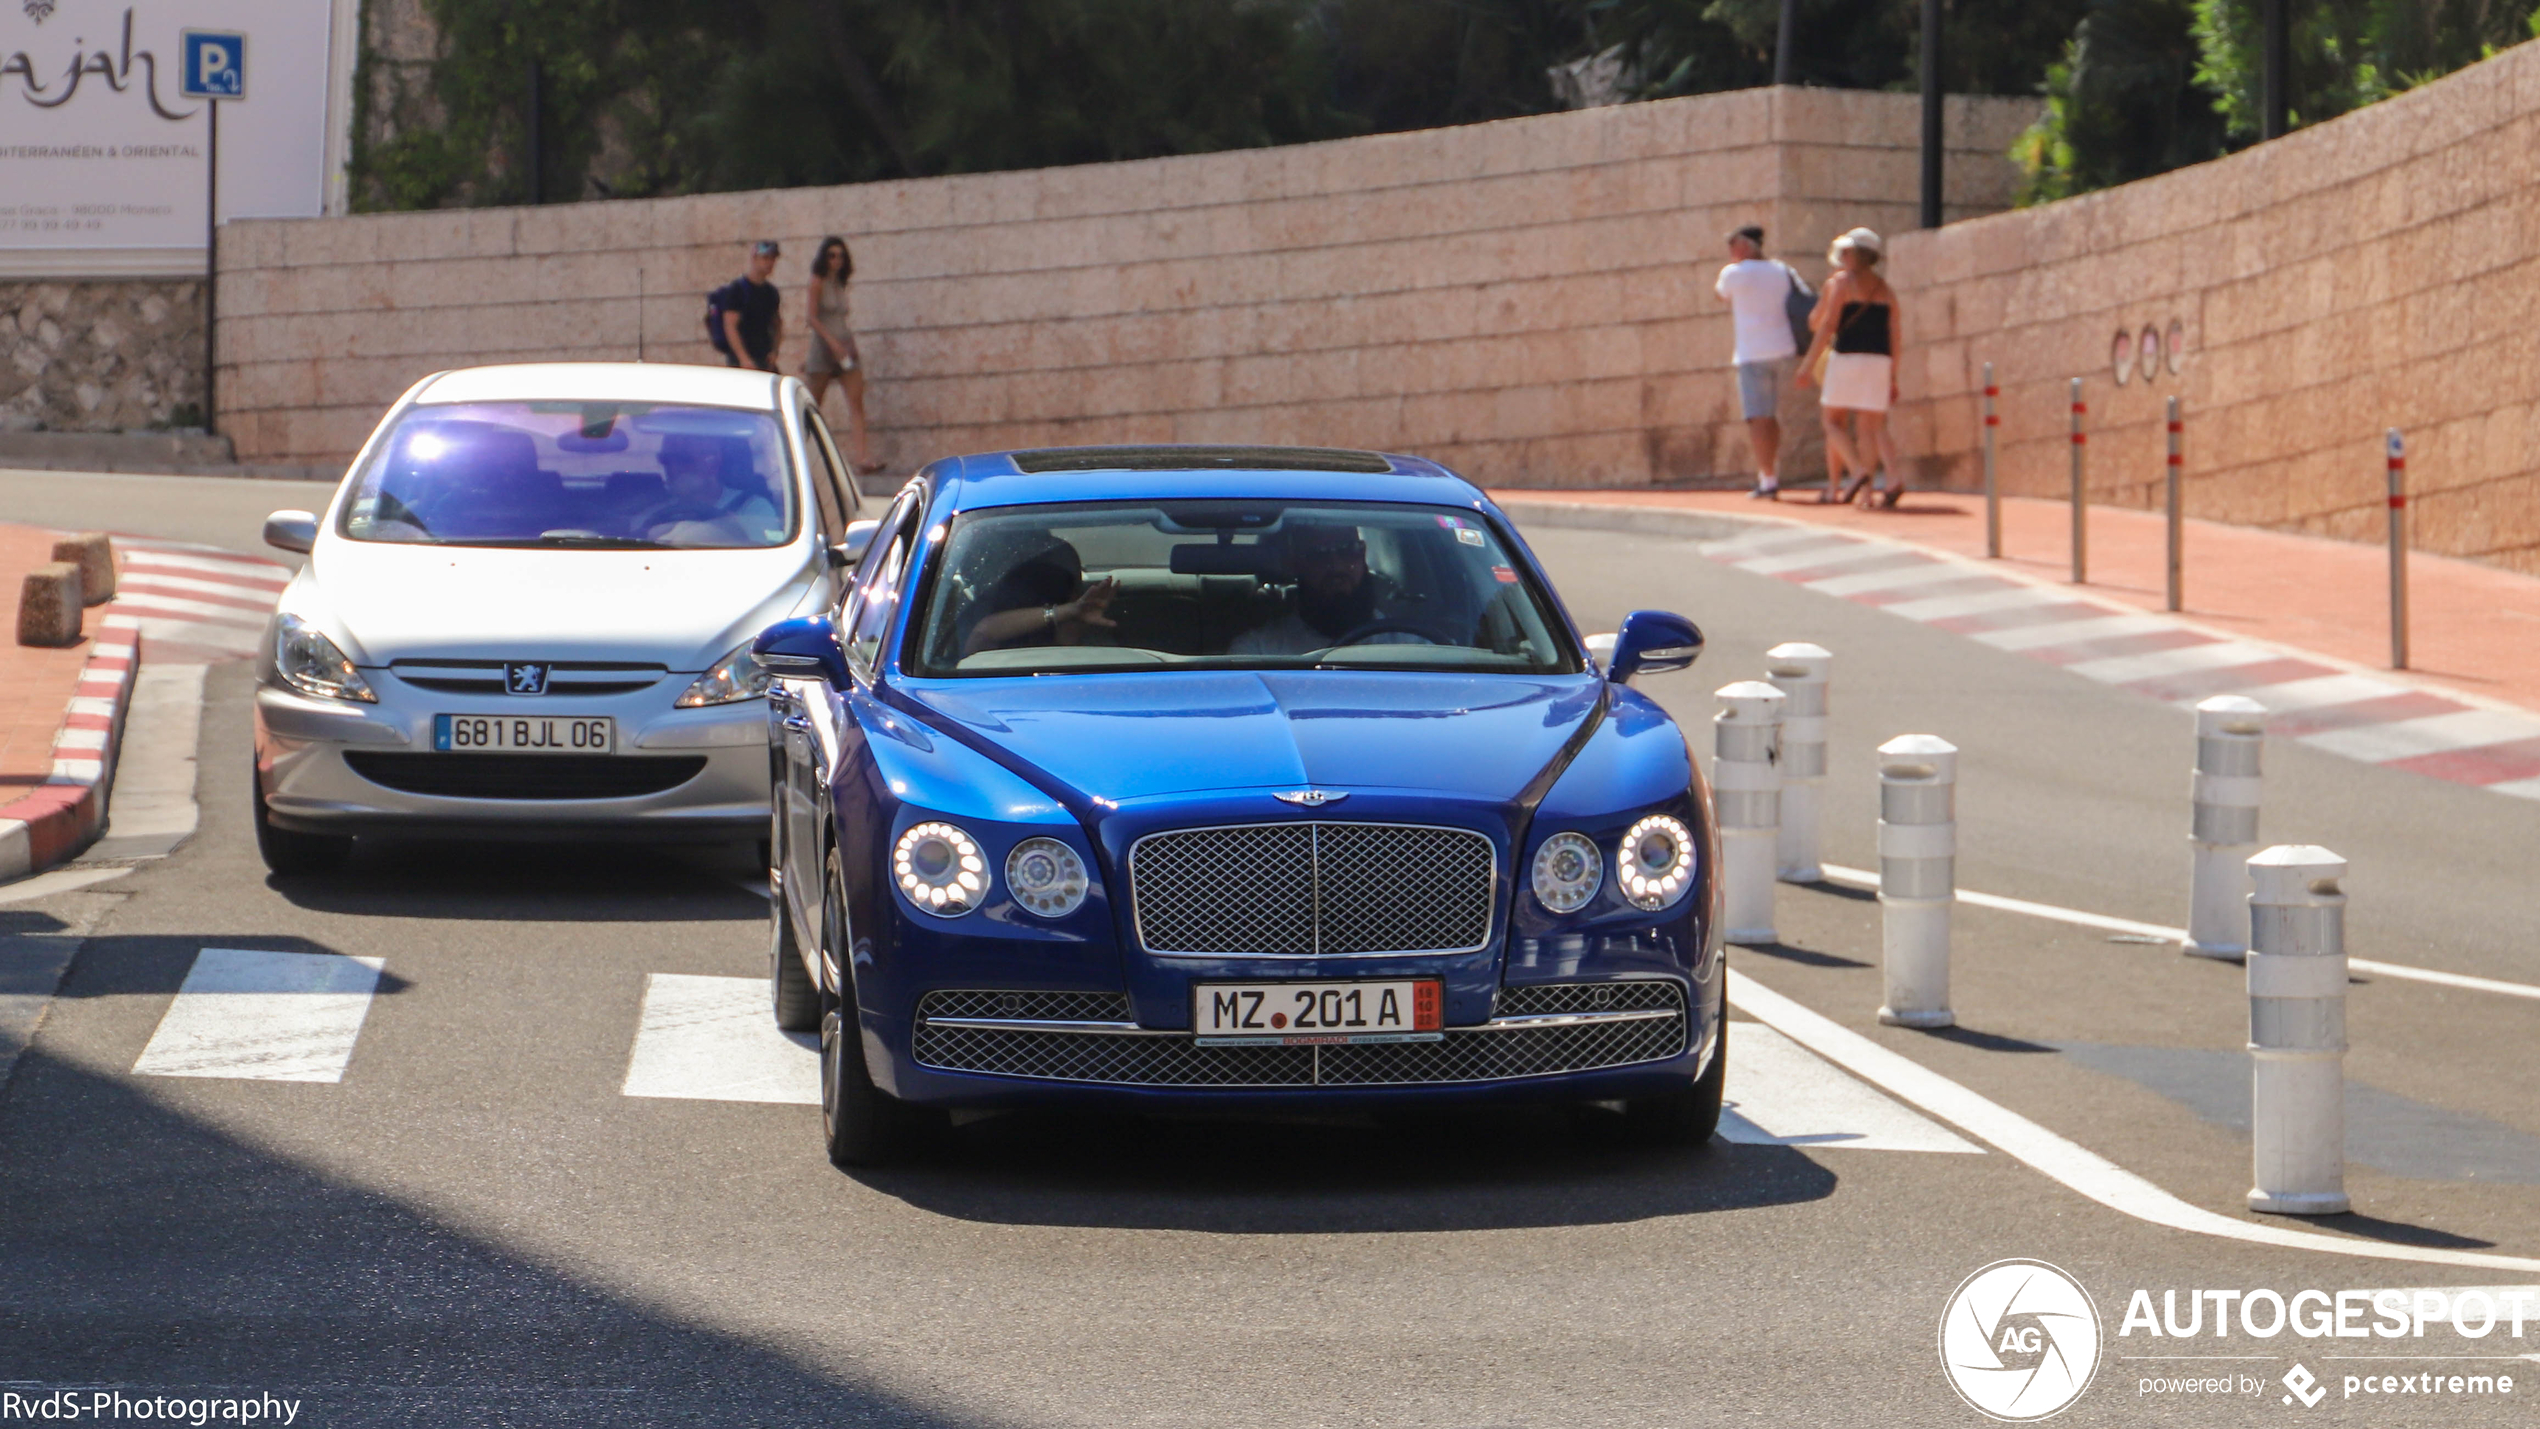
[1940, 1259, 2103, 1420]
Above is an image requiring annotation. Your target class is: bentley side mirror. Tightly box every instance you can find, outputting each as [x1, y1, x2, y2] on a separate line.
[754, 614, 852, 688]
[827, 518, 881, 571]
[262, 509, 318, 555]
[1606, 610, 1703, 684]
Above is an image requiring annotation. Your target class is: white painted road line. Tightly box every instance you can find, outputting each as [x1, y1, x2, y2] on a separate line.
[1974, 613, 2182, 652]
[1814, 865, 2540, 1002]
[118, 550, 292, 583]
[1722, 1020, 1981, 1153]
[132, 948, 385, 1083]
[622, 973, 818, 1104]
[1738, 542, 1902, 577]
[1803, 560, 1985, 599]
[1883, 585, 2064, 622]
[2064, 641, 2281, 685]
[1726, 968, 2540, 1273]
[2299, 708, 2540, 764]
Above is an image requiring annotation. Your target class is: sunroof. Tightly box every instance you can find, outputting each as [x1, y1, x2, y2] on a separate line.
[1007, 445, 1396, 475]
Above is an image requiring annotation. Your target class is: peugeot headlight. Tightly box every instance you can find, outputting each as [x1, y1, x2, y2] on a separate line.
[274, 613, 375, 703]
[1005, 837, 1089, 918]
[1531, 831, 1602, 913]
[676, 642, 770, 707]
[895, 821, 987, 915]
[1616, 814, 1696, 911]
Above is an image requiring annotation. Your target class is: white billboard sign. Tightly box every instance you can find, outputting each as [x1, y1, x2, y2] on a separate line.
[1, 0, 353, 276]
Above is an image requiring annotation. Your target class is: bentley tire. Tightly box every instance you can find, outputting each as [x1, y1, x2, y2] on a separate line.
[251, 761, 351, 876]
[769, 895, 822, 1032]
[1620, 1015, 1725, 1149]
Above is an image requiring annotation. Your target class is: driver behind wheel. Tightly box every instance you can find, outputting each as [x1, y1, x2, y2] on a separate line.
[637, 434, 779, 546]
[1229, 520, 1429, 656]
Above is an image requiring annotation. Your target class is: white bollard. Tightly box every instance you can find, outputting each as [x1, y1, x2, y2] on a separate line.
[1877, 735, 1957, 1028]
[1765, 643, 1831, 883]
[2246, 845, 2350, 1216]
[2185, 695, 2266, 961]
[1713, 681, 1785, 944]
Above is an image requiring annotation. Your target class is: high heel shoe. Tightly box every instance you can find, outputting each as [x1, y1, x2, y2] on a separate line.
[1828, 473, 1869, 505]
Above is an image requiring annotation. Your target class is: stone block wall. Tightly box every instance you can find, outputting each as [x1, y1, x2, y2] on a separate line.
[1886, 40, 2540, 575]
[1, 282, 205, 433]
[216, 88, 2039, 484]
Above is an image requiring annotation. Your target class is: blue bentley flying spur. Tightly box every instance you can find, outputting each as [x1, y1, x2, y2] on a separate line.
[752, 445, 1721, 1165]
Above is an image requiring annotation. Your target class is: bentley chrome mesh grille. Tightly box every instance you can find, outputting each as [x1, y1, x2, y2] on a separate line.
[1129, 822, 1495, 956]
[909, 983, 1682, 1087]
[920, 989, 1135, 1022]
[1497, 981, 1682, 1017]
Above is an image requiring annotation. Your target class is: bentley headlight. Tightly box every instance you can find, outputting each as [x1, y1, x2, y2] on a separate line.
[274, 614, 375, 703]
[1005, 837, 1088, 918]
[1531, 831, 1602, 913]
[1616, 814, 1695, 911]
[676, 641, 771, 707]
[895, 821, 987, 915]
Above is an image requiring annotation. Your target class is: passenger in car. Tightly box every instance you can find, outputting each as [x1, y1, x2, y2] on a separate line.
[1229, 521, 1429, 656]
[959, 536, 1118, 655]
[637, 434, 779, 546]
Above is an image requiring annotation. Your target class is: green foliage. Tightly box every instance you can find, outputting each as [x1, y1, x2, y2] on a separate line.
[1588, 0, 2086, 98]
[2192, 0, 2535, 140]
[2012, 0, 2225, 203]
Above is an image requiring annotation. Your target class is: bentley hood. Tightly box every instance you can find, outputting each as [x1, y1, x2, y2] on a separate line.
[902, 671, 1606, 808]
[303, 540, 815, 670]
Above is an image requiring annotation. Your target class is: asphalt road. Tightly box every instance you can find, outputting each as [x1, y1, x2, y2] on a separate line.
[1, 474, 2533, 1427]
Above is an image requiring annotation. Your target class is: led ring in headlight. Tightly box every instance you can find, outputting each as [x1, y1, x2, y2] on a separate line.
[894, 822, 987, 915]
[1005, 837, 1088, 918]
[1531, 831, 1603, 913]
[1616, 814, 1696, 911]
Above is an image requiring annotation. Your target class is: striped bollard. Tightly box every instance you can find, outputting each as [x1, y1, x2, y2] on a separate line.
[2184, 695, 2266, 961]
[1765, 643, 1830, 883]
[1713, 681, 1785, 944]
[2247, 845, 2350, 1215]
[1876, 735, 1956, 1029]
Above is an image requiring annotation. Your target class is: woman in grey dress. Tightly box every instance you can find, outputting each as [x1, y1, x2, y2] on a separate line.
[802, 235, 877, 472]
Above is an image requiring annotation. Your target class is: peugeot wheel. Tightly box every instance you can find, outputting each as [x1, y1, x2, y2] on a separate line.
[1620, 1016, 1725, 1150]
[252, 760, 351, 876]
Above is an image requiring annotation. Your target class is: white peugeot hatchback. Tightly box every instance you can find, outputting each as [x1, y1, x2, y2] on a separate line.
[252, 362, 871, 874]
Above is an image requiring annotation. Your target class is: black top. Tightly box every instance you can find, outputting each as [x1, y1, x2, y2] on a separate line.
[711, 276, 782, 363]
[1833, 301, 1893, 357]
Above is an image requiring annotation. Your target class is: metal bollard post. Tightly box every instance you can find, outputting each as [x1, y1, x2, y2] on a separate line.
[2246, 845, 2350, 1215]
[1765, 644, 1831, 883]
[2164, 397, 2184, 612]
[2069, 377, 2088, 584]
[1876, 735, 1956, 1028]
[1982, 362, 2001, 559]
[2184, 696, 2265, 960]
[1713, 681, 1786, 944]
[2387, 429, 2409, 670]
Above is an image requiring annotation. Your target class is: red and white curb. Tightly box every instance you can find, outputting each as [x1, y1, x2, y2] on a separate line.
[97, 536, 289, 663]
[0, 635, 138, 880]
[1697, 521, 2540, 801]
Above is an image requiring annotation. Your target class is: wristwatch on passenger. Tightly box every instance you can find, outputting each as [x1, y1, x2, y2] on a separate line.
[1043, 605, 1057, 629]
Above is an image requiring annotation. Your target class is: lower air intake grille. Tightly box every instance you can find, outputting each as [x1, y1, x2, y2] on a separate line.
[343, 752, 706, 800]
[909, 982, 1685, 1088]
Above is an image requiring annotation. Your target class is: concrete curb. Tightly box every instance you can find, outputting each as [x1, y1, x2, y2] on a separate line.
[0, 634, 140, 880]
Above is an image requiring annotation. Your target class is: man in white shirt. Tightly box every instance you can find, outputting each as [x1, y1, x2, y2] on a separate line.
[1715, 225, 1802, 499]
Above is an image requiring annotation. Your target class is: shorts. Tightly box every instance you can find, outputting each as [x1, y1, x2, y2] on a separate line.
[1821, 352, 1893, 413]
[1736, 358, 1787, 420]
[804, 337, 857, 376]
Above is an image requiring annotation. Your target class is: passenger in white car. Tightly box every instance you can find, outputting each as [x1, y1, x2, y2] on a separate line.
[639, 434, 781, 546]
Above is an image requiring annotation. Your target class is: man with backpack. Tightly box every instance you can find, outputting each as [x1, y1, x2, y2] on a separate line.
[707, 240, 786, 373]
[1714, 224, 1813, 499]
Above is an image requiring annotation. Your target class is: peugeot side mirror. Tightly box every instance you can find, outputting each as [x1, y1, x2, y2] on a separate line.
[753, 614, 851, 688]
[1606, 610, 1703, 684]
[263, 509, 318, 554]
[827, 518, 881, 571]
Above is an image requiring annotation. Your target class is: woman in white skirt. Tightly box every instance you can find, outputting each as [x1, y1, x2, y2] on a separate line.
[1797, 227, 1904, 507]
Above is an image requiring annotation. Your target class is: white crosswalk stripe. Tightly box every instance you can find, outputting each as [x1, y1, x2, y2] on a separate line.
[132, 948, 384, 1083]
[2063, 640, 2281, 685]
[1804, 560, 1988, 598]
[1737, 542, 1906, 577]
[1972, 613, 2177, 652]
[621, 973, 819, 1104]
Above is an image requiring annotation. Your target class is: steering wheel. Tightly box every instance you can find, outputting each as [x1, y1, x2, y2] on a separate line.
[1325, 617, 1452, 648]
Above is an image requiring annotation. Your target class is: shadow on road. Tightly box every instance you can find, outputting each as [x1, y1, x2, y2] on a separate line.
[32, 932, 416, 1000]
[850, 1106, 1836, 1234]
[265, 838, 765, 924]
[0, 1051, 966, 1428]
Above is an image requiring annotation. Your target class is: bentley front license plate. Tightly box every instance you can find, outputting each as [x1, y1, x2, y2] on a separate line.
[1193, 980, 1443, 1047]
[433, 714, 615, 753]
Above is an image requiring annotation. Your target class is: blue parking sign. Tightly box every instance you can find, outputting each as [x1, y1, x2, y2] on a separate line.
[180, 31, 247, 100]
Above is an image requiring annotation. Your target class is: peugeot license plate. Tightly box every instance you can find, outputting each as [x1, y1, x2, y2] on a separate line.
[1193, 979, 1443, 1046]
[433, 714, 615, 753]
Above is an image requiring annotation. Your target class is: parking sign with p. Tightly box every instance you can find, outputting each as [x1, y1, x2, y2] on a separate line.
[180, 31, 247, 100]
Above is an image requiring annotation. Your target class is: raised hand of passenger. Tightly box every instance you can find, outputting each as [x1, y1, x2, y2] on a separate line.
[1064, 577, 1120, 629]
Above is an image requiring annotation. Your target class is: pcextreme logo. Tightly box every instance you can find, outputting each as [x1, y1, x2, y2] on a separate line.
[1940, 1260, 2104, 1421]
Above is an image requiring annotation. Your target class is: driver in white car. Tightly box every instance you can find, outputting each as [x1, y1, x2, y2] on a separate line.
[1230, 520, 1429, 656]
[639, 434, 781, 546]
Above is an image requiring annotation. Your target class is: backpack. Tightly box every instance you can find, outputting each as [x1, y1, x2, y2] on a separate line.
[1780, 262, 1816, 355]
[703, 279, 738, 355]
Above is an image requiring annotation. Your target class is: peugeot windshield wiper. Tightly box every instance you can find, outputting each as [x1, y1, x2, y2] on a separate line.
[523, 531, 671, 549]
